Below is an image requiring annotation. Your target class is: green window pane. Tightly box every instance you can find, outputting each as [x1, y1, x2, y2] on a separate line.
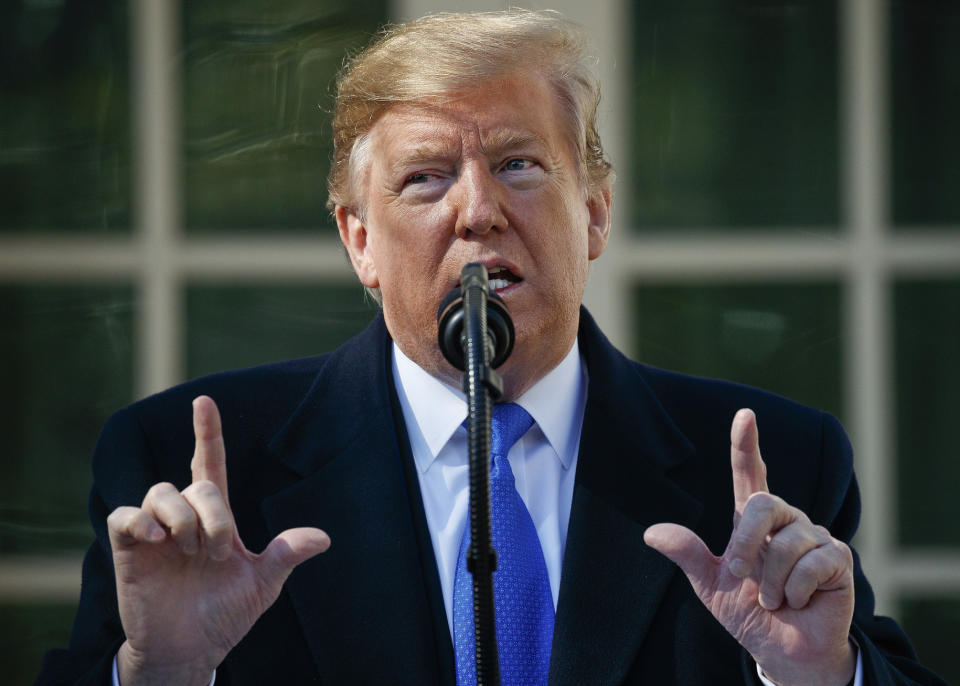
[627, 0, 838, 230]
[894, 280, 960, 547]
[891, 1, 960, 227]
[0, 601, 78, 686]
[899, 595, 960, 684]
[633, 282, 842, 419]
[182, 0, 388, 233]
[186, 283, 376, 378]
[0, 285, 134, 554]
[0, 1, 130, 233]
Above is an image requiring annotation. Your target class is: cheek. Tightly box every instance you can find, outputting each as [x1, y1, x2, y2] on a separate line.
[367, 208, 457, 301]
[539, 198, 591, 264]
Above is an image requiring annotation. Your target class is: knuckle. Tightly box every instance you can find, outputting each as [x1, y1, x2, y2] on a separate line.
[145, 481, 177, 501]
[107, 507, 135, 530]
[832, 539, 854, 566]
[745, 492, 777, 516]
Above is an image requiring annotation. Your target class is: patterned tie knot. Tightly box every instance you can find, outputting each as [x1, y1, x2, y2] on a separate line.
[490, 403, 534, 460]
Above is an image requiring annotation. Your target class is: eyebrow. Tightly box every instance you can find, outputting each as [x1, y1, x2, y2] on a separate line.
[390, 142, 462, 176]
[479, 129, 551, 156]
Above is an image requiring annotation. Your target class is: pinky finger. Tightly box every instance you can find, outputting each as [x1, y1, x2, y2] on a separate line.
[783, 541, 853, 610]
[107, 506, 167, 548]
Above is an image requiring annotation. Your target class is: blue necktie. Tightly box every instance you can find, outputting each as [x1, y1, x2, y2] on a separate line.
[453, 403, 554, 686]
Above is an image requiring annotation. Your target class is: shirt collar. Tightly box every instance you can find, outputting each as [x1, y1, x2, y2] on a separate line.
[392, 340, 586, 474]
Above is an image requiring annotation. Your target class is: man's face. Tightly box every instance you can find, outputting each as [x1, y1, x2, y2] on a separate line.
[337, 72, 610, 399]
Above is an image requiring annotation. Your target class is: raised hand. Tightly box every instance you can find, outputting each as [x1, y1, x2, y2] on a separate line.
[644, 409, 856, 686]
[107, 396, 331, 686]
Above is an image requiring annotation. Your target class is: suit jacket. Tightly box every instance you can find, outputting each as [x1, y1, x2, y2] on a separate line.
[37, 309, 946, 685]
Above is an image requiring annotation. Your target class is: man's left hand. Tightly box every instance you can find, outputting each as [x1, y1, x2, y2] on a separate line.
[644, 408, 856, 686]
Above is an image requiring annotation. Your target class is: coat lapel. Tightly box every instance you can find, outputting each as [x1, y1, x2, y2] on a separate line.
[549, 310, 704, 686]
[260, 316, 447, 685]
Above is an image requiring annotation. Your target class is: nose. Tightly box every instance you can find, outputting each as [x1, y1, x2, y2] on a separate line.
[451, 163, 508, 239]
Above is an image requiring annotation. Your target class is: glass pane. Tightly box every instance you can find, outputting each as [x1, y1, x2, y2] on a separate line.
[632, 282, 842, 419]
[0, 0, 130, 233]
[891, 1, 960, 227]
[894, 280, 960, 547]
[899, 595, 960, 685]
[627, 0, 839, 230]
[0, 601, 77, 686]
[0, 285, 134, 554]
[182, 0, 388, 233]
[186, 283, 376, 378]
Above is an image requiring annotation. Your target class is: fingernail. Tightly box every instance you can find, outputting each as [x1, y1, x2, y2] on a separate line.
[759, 593, 778, 610]
[148, 525, 165, 541]
[729, 558, 751, 578]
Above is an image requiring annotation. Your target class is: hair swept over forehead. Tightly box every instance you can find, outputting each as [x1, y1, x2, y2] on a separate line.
[326, 9, 613, 212]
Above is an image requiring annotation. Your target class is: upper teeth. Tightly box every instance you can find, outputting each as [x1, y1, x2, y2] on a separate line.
[487, 267, 512, 291]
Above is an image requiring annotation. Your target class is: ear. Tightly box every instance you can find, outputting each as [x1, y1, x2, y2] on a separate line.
[336, 205, 379, 288]
[586, 186, 612, 260]
[335, 205, 380, 288]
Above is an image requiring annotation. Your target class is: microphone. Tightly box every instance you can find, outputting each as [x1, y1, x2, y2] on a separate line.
[437, 264, 515, 371]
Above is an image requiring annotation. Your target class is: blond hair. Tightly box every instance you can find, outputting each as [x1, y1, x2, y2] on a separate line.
[326, 9, 613, 214]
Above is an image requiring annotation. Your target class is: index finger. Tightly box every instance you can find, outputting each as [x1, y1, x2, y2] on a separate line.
[731, 408, 768, 515]
[190, 395, 229, 507]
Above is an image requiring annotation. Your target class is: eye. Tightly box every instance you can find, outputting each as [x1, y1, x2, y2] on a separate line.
[405, 172, 433, 185]
[503, 158, 535, 172]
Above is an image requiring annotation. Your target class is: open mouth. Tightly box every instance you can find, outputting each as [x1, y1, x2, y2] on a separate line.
[487, 266, 522, 292]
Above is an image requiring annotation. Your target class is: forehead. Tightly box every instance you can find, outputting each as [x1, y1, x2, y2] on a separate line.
[367, 73, 573, 161]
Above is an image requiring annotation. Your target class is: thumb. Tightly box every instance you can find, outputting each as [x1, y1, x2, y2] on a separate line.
[644, 523, 719, 598]
[258, 527, 331, 586]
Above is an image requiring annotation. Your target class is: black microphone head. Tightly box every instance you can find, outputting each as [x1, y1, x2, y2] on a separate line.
[437, 288, 466, 370]
[485, 291, 515, 368]
[437, 266, 515, 371]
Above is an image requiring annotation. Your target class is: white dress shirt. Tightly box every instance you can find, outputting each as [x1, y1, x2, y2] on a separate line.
[392, 340, 587, 634]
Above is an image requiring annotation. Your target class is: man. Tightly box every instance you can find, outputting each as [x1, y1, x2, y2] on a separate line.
[38, 10, 944, 686]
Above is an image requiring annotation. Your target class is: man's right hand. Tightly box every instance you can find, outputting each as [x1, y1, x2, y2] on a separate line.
[106, 396, 331, 686]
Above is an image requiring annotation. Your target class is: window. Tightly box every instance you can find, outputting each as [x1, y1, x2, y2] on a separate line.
[2, 0, 957, 682]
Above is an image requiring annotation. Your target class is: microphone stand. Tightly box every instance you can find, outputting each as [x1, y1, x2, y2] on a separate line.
[438, 263, 514, 686]
[460, 265, 501, 686]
